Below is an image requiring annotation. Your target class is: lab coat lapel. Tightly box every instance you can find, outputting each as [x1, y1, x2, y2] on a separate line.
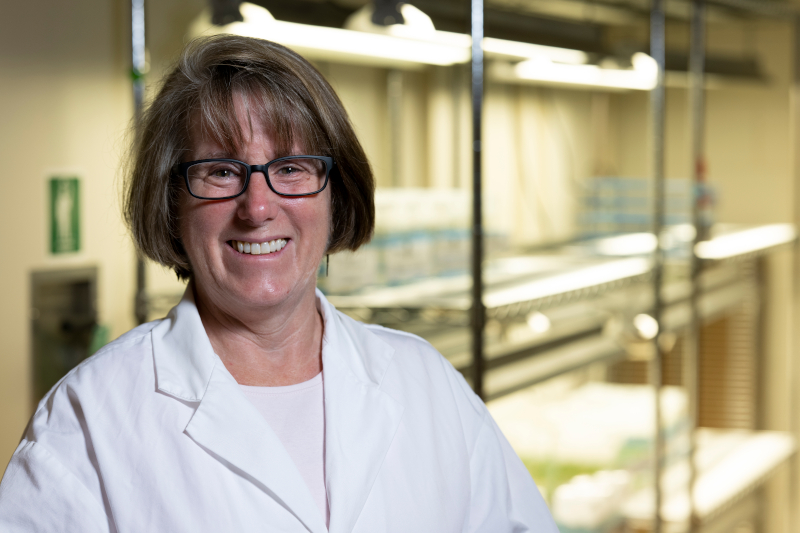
[184, 365, 328, 533]
[318, 292, 404, 533]
[152, 287, 327, 533]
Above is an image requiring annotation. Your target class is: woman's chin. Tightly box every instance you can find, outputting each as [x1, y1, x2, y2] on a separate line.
[207, 275, 314, 313]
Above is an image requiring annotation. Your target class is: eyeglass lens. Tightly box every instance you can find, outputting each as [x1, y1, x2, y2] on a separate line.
[186, 157, 327, 198]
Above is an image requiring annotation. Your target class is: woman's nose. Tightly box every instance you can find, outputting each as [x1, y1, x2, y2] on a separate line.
[236, 171, 279, 224]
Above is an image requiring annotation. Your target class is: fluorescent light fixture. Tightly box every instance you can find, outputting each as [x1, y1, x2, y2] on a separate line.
[346, 3, 435, 39]
[513, 52, 658, 91]
[190, 3, 470, 68]
[695, 223, 796, 259]
[189, 2, 630, 81]
[483, 38, 588, 65]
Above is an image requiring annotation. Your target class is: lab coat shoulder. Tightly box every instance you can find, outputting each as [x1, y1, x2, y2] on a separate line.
[355, 320, 558, 533]
[0, 441, 110, 533]
[27, 319, 162, 440]
[0, 320, 164, 533]
[362, 322, 485, 433]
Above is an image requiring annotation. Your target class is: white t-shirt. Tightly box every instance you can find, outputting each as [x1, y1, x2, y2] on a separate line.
[240, 373, 328, 527]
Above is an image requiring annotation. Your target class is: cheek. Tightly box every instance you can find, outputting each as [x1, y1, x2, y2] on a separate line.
[177, 200, 203, 249]
[176, 199, 227, 264]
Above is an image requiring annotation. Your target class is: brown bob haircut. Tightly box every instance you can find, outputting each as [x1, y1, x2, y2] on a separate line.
[124, 34, 375, 280]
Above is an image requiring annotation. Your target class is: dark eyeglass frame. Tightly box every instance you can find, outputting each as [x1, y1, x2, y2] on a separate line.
[172, 155, 334, 200]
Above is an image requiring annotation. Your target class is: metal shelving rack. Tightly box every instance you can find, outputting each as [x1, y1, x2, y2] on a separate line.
[329, 227, 795, 391]
[326, 0, 800, 530]
[129, 0, 800, 530]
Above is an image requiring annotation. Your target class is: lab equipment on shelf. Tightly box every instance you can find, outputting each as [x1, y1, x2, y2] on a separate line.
[580, 177, 716, 239]
[488, 383, 689, 502]
[318, 187, 507, 294]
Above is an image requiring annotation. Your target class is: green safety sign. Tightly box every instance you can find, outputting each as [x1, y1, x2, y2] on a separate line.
[49, 177, 80, 254]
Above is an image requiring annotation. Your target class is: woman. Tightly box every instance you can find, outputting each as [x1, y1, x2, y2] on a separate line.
[0, 35, 556, 532]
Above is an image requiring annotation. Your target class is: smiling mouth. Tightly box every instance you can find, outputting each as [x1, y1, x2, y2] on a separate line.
[230, 239, 287, 255]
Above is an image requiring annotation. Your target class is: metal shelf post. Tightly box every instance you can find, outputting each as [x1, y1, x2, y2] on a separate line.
[688, 1, 706, 530]
[132, 0, 148, 325]
[471, 0, 486, 399]
[790, 13, 800, 533]
[650, 0, 667, 530]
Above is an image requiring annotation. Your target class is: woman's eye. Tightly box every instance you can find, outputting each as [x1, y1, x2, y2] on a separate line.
[207, 166, 241, 179]
[277, 166, 300, 175]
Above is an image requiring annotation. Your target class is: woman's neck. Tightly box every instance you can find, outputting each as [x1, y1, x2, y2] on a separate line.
[193, 283, 324, 387]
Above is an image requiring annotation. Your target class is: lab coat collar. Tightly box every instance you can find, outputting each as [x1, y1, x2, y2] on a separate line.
[151, 286, 328, 533]
[317, 289, 405, 533]
[150, 287, 398, 400]
[315, 288, 395, 388]
[151, 284, 214, 402]
[151, 286, 404, 533]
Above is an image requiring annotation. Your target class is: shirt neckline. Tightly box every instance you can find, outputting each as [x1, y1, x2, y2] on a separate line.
[238, 371, 323, 395]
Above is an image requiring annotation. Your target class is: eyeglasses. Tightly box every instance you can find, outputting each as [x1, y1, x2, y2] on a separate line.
[173, 156, 334, 200]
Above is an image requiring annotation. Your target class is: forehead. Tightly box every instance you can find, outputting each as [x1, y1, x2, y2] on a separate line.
[190, 96, 269, 157]
[188, 87, 312, 160]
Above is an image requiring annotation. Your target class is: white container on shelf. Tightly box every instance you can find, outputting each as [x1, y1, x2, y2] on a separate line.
[321, 187, 504, 293]
[552, 470, 630, 532]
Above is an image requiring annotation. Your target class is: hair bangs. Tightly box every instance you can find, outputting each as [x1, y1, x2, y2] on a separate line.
[192, 68, 328, 160]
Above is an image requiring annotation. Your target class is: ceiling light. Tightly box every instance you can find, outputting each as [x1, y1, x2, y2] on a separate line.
[483, 38, 588, 65]
[346, 2, 437, 39]
[190, 3, 470, 68]
[189, 4, 657, 91]
[512, 52, 658, 91]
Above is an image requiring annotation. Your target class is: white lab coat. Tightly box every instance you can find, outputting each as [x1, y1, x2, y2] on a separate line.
[0, 288, 557, 533]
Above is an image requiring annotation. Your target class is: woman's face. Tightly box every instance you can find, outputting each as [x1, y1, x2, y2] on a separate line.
[178, 94, 330, 315]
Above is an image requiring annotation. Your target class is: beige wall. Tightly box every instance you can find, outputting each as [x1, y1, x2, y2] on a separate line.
[608, 19, 793, 220]
[0, 0, 133, 466]
[0, 0, 209, 470]
[484, 83, 594, 244]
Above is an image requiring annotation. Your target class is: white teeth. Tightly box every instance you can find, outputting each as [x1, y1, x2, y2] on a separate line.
[233, 239, 286, 255]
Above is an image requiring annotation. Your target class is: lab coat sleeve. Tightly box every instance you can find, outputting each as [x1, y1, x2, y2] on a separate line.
[465, 414, 559, 533]
[0, 440, 111, 533]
